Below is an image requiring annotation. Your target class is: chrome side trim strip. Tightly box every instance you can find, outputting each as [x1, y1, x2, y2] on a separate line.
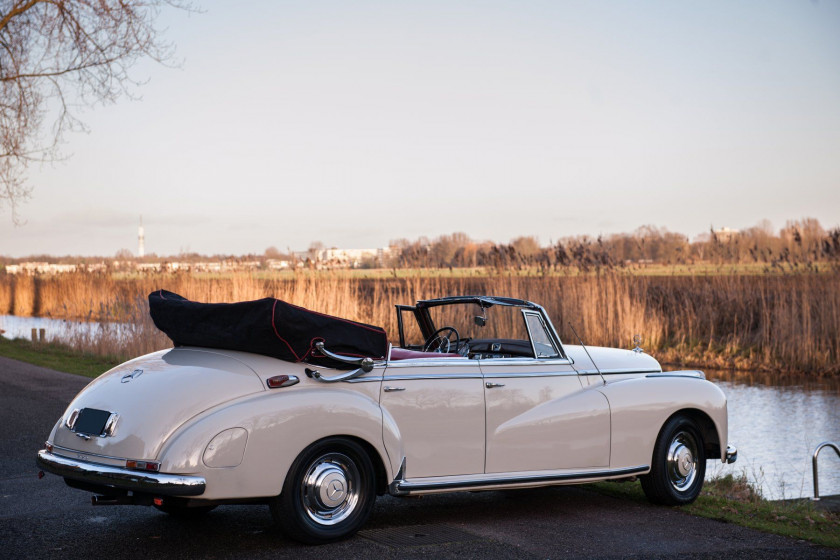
[646, 371, 705, 379]
[383, 360, 479, 368]
[50, 443, 129, 463]
[350, 369, 657, 382]
[380, 374, 484, 381]
[577, 369, 660, 376]
[36, 450, 206, 496]
[390, 465, 649, 495]
[478, 358, 574, 366]
[482, 371, 579, 379]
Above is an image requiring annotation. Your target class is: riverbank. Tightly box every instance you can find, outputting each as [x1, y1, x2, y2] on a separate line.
[0, 337, 120, 377]
[589, 475, 840, 548]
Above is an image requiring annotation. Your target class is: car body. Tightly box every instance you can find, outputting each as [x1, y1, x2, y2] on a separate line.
[37, 295, 737, 544]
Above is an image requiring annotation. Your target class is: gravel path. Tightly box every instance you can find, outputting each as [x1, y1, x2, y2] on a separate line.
[0, 355, 834, 559]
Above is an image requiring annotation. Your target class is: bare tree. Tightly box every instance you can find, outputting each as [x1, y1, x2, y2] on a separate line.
[0, 0, 191, 221]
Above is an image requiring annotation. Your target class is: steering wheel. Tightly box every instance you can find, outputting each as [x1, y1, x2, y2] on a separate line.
[423, 326, 461, 353]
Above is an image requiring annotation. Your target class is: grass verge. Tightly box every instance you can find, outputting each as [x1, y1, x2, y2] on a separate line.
[586, 474, 839, 548]
[0, 337, 120, 378]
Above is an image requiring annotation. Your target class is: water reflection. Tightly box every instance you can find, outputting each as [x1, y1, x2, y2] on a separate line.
[707, 370, 840, 499]
[0, 314, 131, 344]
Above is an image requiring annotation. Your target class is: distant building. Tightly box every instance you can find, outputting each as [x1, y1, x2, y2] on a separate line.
[266, 259, 292, 270]
[315, 247, 392, 268]
[713, 227, 739, 243]
[4, 262, 95, 274]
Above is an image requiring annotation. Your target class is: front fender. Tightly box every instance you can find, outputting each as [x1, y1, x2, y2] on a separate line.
[158, 384, 393, 501]
[600, 375, 728, 469]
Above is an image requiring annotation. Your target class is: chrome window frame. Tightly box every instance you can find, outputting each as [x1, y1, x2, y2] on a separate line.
[522, 310, 561, 359]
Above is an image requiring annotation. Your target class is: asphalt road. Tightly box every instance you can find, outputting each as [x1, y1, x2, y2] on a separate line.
[0, 355, 835, 559]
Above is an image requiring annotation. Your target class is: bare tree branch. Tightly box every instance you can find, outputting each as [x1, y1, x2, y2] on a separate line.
[0, 0, 193, 223]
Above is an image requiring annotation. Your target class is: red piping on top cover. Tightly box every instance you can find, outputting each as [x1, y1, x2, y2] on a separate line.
[270, 302, 387, 362]
[286, 301, 387, 336]
[270, 299, 304, 362]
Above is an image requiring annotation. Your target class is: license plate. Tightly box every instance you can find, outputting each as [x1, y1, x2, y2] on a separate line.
[74, 408, 112, 436]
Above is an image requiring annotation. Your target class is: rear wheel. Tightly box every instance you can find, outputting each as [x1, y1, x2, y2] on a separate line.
[641, 414, 706, 505]
[270, 437, 376, 544]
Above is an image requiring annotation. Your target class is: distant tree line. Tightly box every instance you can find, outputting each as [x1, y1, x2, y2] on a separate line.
[384, 218, 840, 272]
[2, 218, 838, 273]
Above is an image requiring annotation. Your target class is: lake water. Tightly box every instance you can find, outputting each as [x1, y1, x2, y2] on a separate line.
[2, 314, 838, 499]
[707, 372, 840, 500]
[0, 314, 132, 344]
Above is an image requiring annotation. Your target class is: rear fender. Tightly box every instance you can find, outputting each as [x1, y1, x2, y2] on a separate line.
[158, 386, 394, 501]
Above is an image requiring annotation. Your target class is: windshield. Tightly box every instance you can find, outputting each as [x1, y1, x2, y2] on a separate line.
[426, 303, 530, 342]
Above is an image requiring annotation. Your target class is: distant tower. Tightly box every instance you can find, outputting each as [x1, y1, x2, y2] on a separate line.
[138, 215, 145, 258]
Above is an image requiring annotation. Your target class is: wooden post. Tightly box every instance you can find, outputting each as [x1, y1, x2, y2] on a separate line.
[31, 328, 37, 342]
[39, 328, 45, 343]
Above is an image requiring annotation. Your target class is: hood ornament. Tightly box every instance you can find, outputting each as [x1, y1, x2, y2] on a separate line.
[121, 369, 143, 383]
[632, 334, 644, 354]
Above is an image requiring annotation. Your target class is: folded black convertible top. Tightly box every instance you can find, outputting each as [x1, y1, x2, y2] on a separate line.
[148, 290, 388, 369]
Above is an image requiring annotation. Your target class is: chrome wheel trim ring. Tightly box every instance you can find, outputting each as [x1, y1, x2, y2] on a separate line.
[666, 431, 698, 492]
[300, 452, 360, 526]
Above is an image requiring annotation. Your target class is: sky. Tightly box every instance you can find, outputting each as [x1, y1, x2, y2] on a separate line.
[2, 0, 839, 257]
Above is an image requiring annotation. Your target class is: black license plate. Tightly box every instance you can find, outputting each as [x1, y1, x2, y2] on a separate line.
[74, 408, 112, 436]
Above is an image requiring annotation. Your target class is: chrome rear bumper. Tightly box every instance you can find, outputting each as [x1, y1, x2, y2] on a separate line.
[37, 449, 206, 496]
[725, 444, 738, 464]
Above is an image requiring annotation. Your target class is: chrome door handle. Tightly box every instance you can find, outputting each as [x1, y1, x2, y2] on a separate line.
[485, 382, 505, 388]
[383, 386, 406, 392]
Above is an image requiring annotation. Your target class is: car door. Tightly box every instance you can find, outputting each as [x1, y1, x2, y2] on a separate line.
[480, 311, 611, 474]
[380, 358, 485, 478]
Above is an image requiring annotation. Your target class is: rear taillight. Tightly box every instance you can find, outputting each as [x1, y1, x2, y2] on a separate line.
[266, 375, 300, 389]
[125, 460, 160, 472]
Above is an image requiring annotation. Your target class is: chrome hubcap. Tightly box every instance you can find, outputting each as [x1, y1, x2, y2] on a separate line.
[666, 431, 698, 491]
[300, 452, 359, 525]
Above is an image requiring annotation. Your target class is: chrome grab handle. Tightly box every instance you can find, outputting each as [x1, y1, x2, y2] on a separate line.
[305, 367, 367, 384]
[485, 382, 505, 388]
[812, 441, 840, 501]
[305, 342, 383, 383]
[383, 386, 406, 392]
[315, 342, 377, 372]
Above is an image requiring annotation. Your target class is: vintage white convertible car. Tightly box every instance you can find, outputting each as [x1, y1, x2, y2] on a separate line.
[37, 293, 736, 544]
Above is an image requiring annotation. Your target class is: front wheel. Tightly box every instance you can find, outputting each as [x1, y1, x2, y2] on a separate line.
[270, 437, 376, 544]
[641, 414, 706, 505]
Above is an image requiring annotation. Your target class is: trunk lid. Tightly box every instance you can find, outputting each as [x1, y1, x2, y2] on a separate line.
[52, 348, 264, 461]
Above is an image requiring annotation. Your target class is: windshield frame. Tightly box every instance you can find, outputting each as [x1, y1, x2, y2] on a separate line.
[395, 295, 569, 360]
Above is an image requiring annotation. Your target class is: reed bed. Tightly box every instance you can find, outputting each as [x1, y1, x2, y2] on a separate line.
[1, 271, 837, 377]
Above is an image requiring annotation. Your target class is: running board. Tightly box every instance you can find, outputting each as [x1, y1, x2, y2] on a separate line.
[389, 465, 649, 495]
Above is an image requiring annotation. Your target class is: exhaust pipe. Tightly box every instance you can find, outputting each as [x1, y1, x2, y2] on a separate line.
[91, 494, 153, 506]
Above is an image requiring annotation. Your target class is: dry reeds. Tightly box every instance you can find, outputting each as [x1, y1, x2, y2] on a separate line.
[1, 271, 837, 377]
